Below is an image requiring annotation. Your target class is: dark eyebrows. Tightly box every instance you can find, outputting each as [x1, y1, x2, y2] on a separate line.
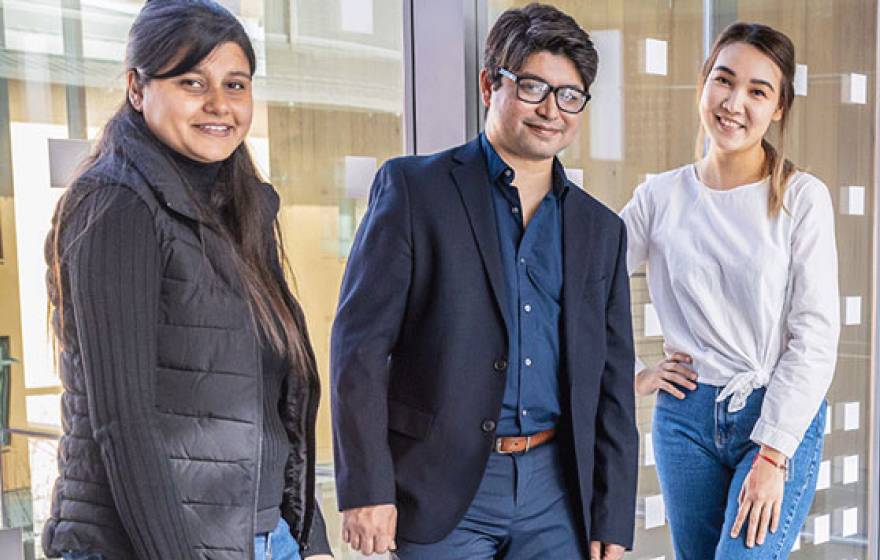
[712, 65, 775, 92]
[185, 68, 252, 81]
[517, 72, 586, 92]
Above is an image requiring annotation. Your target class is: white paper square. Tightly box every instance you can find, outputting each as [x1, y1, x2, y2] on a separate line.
[841, 73, 868, 104]
[843, 455, 859, 484]
[340, 0, 373, 34]
[791, 533, 801, 551]
[794, 64, 808, 96]
[816, 460, 831, 490]
[645, 494, 665, 529]
[840, 186, 866, 215]
[565, 167, 584, 189]
[589, 29, 624, 162]
[344, 156, 377, 199]
[844, 296, 862, 326]
[825, 405, 832, 434]
[844, 401, 860, 431]
[644, 303, 663, 337]
[644, 39, 668, 76]
[814, 514, 830, 544]
[842, 507, 858, 537]
[644, 433, 655, 466]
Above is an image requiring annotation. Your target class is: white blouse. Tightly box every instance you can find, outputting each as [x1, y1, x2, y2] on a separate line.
[621, 164, 840, 457]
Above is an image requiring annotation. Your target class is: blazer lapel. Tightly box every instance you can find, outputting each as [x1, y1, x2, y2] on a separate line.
[450, 138, 511, 334]
[562, 190, 602, 386]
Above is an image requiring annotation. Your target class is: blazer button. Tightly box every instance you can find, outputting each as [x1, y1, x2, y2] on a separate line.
[481, 419, 496, 433]
[493, 359, 508, 372]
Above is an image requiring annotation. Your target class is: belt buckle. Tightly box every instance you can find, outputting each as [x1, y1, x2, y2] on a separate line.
[494, 435, 532, 454]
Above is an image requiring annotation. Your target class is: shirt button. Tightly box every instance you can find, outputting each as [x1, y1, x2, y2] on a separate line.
[493, 359, 508, 372]
[504, 169, 512, 177]
[519, 257, 526, 265]
[522, 410, 528, 416]
[523, 304, 532, 313]
[524, 358, 532, 367]
[511, 206, 520, 214]
[481, 419, 497, 433]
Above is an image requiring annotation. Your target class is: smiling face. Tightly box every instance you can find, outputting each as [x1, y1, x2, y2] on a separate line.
[699, 42, 785, 157]
[129, 41, 253, 163]
[481, 50, 585, 164]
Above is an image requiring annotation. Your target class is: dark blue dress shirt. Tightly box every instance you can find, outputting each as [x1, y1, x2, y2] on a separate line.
[480, 134, 568, 437]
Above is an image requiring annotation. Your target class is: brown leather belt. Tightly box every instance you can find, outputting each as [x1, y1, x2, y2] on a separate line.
[494, 428, 556, 454]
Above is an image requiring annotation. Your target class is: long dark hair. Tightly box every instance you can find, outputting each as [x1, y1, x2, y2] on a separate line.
[48, 0, 310, 371]
[695, 22, 797, 217]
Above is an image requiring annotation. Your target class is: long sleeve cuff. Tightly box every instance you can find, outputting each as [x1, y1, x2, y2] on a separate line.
[750, 418, 800, 458]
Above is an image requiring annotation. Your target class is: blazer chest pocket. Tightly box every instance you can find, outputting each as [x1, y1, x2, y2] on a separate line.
[388, 399, 435, 441]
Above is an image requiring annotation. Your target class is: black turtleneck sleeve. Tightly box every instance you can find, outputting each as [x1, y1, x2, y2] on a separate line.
[65, 185, 192, 559]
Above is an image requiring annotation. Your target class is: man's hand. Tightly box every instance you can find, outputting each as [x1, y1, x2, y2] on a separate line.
[341, 504, 398, 556]
[589, 541, 625, 560]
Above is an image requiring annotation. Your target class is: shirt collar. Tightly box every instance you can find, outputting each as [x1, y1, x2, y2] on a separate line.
[479, 132, 570, 200]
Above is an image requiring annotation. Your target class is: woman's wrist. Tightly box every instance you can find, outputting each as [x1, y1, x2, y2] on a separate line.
[759, 444, 786, 462]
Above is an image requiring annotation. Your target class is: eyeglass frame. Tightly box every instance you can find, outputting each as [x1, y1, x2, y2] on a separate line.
[497, 67, 591, 114]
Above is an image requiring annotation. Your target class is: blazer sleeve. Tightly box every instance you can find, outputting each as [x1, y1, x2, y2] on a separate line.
[330, 160, 413, 510]
[590, 219, 639, 549]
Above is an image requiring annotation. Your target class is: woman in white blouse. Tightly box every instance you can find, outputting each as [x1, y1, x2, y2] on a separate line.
[620, 22, 839, 559]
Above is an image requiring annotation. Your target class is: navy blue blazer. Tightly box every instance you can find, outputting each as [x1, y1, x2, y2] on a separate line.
[331, 137, 638, 548]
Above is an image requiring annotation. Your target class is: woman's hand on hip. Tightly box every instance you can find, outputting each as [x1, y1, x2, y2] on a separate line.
[731, 446, 787, 547]
[635, 353, 698, 398]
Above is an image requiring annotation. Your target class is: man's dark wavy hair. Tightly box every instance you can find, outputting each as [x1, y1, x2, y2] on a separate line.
[484, 3, 598, 91]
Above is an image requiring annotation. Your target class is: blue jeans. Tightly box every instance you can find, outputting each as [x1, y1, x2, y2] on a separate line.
[63, 517, 300, 560]
[395, 440, 585, 560]
[653, 383, 825, 559]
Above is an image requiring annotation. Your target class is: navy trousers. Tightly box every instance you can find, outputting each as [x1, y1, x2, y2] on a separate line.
[395, 440, 586, 560]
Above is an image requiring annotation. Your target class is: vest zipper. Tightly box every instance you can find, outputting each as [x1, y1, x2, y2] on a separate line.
[251, 335, 264, 560]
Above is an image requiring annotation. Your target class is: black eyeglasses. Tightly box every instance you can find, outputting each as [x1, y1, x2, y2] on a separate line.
[498, 67, 591, 114]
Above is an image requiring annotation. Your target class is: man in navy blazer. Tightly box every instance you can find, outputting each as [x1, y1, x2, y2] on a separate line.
[331, 4, 637, 559]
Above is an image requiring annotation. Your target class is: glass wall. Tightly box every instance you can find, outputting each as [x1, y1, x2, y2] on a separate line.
[484, 1, 875, 558]
[0, 0, 877, 558]
[0, 0, 403, 557]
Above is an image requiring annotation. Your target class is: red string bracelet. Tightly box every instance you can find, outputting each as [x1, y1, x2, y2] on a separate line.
[752, 453, 790, 481]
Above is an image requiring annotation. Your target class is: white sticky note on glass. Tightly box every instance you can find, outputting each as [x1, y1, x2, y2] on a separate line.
[825, 404, 833, 434]
[644, 433, 655, 466]
[844, 401, 860, 431]
[645, 494, 665, 529]
[842, 507, 858, 537]
[840, 186, 865, 215]
[644, 303, 663, 337]
[794, 64, 808, 96]
[589, 29, 624, 162]
[842, 73, 868, 104]
[817, 460, 831, 490]
[791, 533, 801, 551]
[340, 0, 373, 34]
[644, 39, 668, 75]
[565, 167, 584, 189]
[845, 296, 862, 326]
[843, 454, 859, 484]
[814, 514, 830, 544]
[344, 156, 377, 199]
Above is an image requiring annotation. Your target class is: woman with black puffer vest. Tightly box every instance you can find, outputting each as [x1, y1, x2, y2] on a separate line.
[43, 1, 332, 558]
